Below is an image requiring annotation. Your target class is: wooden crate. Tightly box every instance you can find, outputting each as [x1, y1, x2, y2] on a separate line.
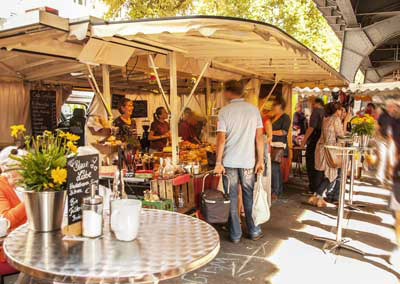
[141, 199, 174, 211]
[150, 175, 195, 212]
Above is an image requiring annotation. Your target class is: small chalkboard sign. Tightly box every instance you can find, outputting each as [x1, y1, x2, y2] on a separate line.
[132, 100, 148, 118]
[66, 154, 99, 225]
[112, 94, 125, 109]
[30, 90, 57, 136]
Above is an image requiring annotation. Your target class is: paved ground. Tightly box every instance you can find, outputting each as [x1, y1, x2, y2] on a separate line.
[3, 175, 397, 284]
[165, 175, 399, 284]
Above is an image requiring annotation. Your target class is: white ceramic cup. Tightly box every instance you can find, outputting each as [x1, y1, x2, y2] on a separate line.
[0, 217, 10, 237]
[111, 199, 141, 242]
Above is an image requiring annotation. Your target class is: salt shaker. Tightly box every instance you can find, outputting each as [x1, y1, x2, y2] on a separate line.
[82, 184, 103, 238]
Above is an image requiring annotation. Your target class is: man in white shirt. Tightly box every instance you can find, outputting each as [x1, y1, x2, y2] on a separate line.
[214, 80, 264, 243]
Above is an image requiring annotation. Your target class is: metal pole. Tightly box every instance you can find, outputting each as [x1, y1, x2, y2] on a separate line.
[148, 54, 171, 113]
[179, 62, 210, 118]
[169, 52, 179, 165]
[336, 148, 349, 242]
[349, 152, 355, 204]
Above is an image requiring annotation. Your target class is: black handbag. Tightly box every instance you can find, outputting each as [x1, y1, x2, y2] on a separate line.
[200, 173, 230, 224]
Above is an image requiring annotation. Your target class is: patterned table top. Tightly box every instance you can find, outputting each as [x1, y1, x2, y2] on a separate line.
[4, 209, 220, 283]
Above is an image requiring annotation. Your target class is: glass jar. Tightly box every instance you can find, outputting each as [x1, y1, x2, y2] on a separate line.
[82, 195, 103, 238]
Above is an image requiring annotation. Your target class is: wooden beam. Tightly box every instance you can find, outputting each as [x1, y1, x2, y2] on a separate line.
[25, 63, 84, 80]
[101, 36, 169, 56]
[16, 59, 55, 71]
[8, 38, 83, 60]
[0, 54, 19, 62]
[125, 35, 188, 54]
[152, 53, 241, 81]
[0, 61, 21, 77]
[211, 61, 274, 81]
[0, 30, 64, 48]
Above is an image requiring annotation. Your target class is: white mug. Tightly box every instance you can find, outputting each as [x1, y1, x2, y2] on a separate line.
[111, 199, 141, 242]
[0, 217, 10, 237]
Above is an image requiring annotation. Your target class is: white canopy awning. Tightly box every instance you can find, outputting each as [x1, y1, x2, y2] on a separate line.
[0, 13, 347, 89]
[348, 81, 400, 96]
[85, 16, 347, 87]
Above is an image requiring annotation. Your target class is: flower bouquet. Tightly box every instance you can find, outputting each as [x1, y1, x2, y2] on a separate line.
[351, 114, 375, 147]
[9, 127, 79, 231]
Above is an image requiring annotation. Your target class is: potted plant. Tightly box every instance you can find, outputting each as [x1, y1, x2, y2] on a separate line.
[351, 114, 375, 147]
[9, 126, 78, 232]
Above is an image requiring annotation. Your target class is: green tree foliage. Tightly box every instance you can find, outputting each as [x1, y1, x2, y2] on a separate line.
[102, 0, 341, 70]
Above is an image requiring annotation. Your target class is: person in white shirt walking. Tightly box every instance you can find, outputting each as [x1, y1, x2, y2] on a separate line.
[214, 80, 265, 243]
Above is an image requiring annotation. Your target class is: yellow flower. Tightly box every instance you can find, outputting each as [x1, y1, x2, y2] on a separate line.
[51, 167, 67, 185]
[43, 183, 48, 190]
[43, 130, 52, 136]
[66, 133, 80, 142]
[10, 124, 26, 138]
[67, 141, 78, 154]
[58, 131, 67, 138]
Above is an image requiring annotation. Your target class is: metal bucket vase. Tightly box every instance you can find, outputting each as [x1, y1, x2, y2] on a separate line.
[23, 190, 67, 232]
[360, 134, 370, 148]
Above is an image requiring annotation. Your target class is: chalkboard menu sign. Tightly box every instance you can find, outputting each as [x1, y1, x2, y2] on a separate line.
[132, 100, 148, 118]
[112, 94, 125, 109]
[30, 90, 57, 136]
[66, 154, 99, 225]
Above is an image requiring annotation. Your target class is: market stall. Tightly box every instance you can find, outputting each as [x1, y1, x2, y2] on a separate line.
[0, 10, 348, 215]
[0, 11, 347, 216]
[0, 9, 351, 283]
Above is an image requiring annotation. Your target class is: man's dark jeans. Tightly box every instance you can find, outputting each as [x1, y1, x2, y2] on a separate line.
[224, 168, 262, 241]
[306, 143, 318, 193]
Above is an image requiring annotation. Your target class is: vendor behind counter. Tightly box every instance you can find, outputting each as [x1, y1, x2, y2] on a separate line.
[113, 98, 140, 150]
[149, 107, 170, 153]
[179, 108, 201, 144]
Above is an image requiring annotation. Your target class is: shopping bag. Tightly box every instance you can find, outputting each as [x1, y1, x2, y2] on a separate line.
[252, 174, 270, 226]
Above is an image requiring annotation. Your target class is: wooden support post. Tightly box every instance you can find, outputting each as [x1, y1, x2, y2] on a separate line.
[169, 52, 179, 165]
[86, 65, 113, 120]
[206, 78, 211, 115]
[102, 64, 111, 111]
[245, 79, 260, 107]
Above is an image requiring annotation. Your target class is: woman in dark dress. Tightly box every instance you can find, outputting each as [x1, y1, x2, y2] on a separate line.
[270, 98, 291, 200]
[113, 98, 140, 150]
[149, 107, 170, 153]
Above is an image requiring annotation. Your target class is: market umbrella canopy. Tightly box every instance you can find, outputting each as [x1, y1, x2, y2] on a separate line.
[0, 12, 346, 90]
[87, 16, 347, 88]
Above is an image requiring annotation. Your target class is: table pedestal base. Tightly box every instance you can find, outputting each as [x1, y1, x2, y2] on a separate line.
[313, 237, 365, 255]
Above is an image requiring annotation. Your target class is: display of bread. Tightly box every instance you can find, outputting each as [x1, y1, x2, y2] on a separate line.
[98, 135, 122, 146]
[163, 146, 172, 153]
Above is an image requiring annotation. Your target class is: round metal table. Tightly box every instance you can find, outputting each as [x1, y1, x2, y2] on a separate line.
[4, 209, 220, 284]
